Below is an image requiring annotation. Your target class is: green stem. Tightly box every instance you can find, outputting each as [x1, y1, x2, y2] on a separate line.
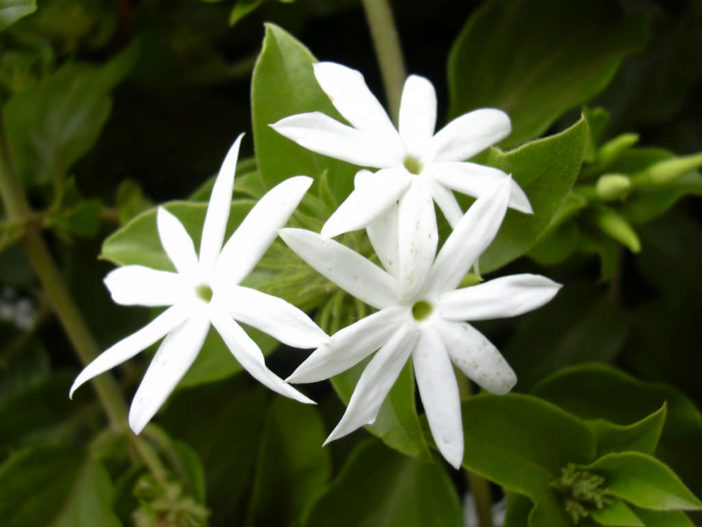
[360, 0, 407, 123]
[455, 371, 494, 527]
[0, 114, 168, 484]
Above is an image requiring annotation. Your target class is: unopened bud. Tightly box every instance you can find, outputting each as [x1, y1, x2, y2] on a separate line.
[595, 174, 631, 201]
[593, 207, 641, 253]
[632, 152, 702, 187]
[597, 133, 639, 167]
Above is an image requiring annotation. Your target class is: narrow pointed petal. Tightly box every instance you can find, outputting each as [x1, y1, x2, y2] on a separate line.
[279, 228, 398, 310]
[321, 168, 410, 239]
[313, 62, 399, 141]
[104, 266, 184, 307]
[271, 112, 403, 168]
[397, 179, 438, 301]
[426, 178, 510, 295]
[433, 161, 532, 213]
[128, 313, 210, 433]
[413, 327, 463, 469]
[70, 305, 189, 398]
[219, 285, 327, 349]
[431, 181, 463, 227]
[439, 274, 562, 321]
[215, 176, 312, 287]
[209, 309, 314, 404]
[430, 109, 511, 162]
[287, 307, 407, 383]
[199, 134, 243, 275]
[398, 75, 437, 156]
[325, 324, 419, 443]
[366, 203, 399, 276]
[157, 208, 199, 278]
[434, 319, 516, 395]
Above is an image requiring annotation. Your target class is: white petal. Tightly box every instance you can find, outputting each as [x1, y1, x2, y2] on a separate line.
[413, 326, 463, 469]
[430, 109, 511, 162]
[426, 177, 511, 295]
[104, 266, 184, 307]
[218, 285, 327, 349]
[433, 318, 516, 395]
[214, 176, 312, 287]
[199, 134, 243, 275]
[397, 178, 438, 301]
[366, 202, 399, 276]
[157, 208, 198, 278]
[398, 75, 437, 156]
[271, 112, 403, 168]
[325, 324, 419, 443]
[439, 274, 562, 321]
[70, 305, 189, 398]
[433, 161, 532, 213]
[430, 180, 463, 227]
[313, 62, 399, 140]
[321, 168, 410, 239]
[287, 307, 407, 383]
[279, 228, 398, 310]
[128, 313, 210, 433]
[209, 309, 314, 404]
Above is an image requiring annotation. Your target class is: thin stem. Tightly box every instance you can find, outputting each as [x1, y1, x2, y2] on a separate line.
[456, 372, 494, 527]
[360, 0, 407, 123]
[0, 114, 168, 484]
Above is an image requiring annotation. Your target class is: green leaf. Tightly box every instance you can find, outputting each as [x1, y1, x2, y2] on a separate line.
[115, 179, 152, 225]
[586, 452, 702, 511]
[0, 445, 121, 527]
[229, 0, 265, 26]
[100, 200, 254, 270]
[303, 439, 462, 527]
[246, 398, 330, 527]
[630, 507, 695, 527]
[251, 23, 356, 199]
[4, 40, 139, 185]
[478, 116, 589, 272]
[532, 363, 702, 502]
[447, 0, 648, 148]
[0, 0, 36, 32]
[160, 377, 269, 525]
[461, 393, 596, 527]
[586, 404, 667, 457]
[590, 499, 643, 526]
[47, 198, 103, 239]
[331, 360, 432, 462]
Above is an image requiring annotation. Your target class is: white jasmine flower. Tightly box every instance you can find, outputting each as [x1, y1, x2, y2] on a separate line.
[279, 179, 559, 468]
[271, 61, 532, 241]
[70, 135, 326, 433]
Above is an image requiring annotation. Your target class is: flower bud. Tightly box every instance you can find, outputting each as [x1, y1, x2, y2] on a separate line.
[595, 174, 631, 201]
[632, 152, 702, 187]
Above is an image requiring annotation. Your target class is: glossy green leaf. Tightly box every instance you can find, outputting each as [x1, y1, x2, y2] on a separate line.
[0, 0, 36, 32]
[503, 492, 535, 527]
[331, 360, 432, 462]
[251, 23, 356, 198]
[586, 452, 702, 511]
[590, 499, 643, 526]
[304, 439, 462, 527]
[448, 0, 647, 148]
[160, 378, 269, 525]
[246, 398, 330, 527]
[478, 116, 588, 272]
[0, 445, 121, 527]
[586, 404, 666, 457]
[532, 363, 702, 501]
[4, 40, 139, 185]
[630, 507, 695, 527]
[462, 393, 596, 527]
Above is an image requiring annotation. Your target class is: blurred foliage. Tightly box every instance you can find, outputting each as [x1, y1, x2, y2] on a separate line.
[0, 0, 701, 525]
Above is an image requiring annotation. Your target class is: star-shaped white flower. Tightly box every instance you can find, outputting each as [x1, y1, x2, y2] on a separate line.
[70, 135, 327, 433]
[271, 61, 532, 241]
[279, 178, 559, 468]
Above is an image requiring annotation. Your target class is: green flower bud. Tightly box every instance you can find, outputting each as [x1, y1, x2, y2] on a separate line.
[592, 207, 641, 253]
[597, 133, 639, 167]
[632, 152, 702, 187]
[595, 174, 631, 201]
